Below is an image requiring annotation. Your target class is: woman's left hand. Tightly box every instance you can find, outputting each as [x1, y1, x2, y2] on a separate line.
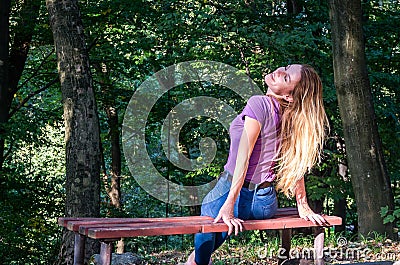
[298, 203, 328, 226]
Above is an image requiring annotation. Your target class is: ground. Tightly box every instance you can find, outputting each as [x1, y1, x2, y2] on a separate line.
[134, 239, 400, 265]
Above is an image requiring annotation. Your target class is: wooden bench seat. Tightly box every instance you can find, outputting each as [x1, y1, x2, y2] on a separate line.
[58, 208, 342, 265]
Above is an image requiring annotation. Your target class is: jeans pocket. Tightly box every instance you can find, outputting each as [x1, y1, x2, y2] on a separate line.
[252, 187, 278, 219]
[261, 199, 278, 219]
[255, 186, 274, 196]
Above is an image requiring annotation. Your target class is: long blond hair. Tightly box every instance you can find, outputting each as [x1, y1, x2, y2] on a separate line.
[274, 64, 329, 197]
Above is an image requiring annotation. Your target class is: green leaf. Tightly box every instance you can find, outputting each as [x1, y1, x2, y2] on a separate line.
[383, 215, 395, 224]
[393, 209, 400, 218]
[380, 206, 389, 217]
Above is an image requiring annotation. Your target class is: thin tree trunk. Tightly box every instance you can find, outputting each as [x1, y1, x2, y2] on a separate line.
[94, 61, 124, 253]
[0, 0, 40, 170]
[46, 0, 101, 263]
[334, 149, 348, 233]
[94, 62, 122, 210]
[287, 0, 303, 14]
[333, 198, 346, 233]
[328, 0, 394, 238]
[106, 104, 124, 253]
[0, 0, 11, 171]
[106, 105, 122, 209]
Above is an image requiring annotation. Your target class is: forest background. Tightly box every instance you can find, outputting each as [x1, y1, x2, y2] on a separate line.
[0, 0, 399, 264]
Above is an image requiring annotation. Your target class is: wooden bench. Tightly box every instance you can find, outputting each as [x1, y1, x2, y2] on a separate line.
[58, 208, 342, 265]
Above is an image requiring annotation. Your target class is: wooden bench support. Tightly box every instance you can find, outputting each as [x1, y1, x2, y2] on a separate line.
[100, 241, 113, 265]
[314, 227, 325, 265]
[59, 208, 341, 265]
[280, 228, 292, 264]
[74, 233, 85, 265]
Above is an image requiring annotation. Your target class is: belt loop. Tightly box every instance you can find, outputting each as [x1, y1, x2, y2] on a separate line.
[254, 183, 259, 191]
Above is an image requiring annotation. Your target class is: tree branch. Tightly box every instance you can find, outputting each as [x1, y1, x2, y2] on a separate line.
[9, 76, 59, 118]
[16, 49, 55, 92]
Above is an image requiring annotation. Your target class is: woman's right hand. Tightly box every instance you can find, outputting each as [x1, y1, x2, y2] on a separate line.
[213, 201, 243, 236]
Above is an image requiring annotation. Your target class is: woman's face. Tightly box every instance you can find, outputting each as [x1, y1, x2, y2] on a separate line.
[265, 64, 302, 102]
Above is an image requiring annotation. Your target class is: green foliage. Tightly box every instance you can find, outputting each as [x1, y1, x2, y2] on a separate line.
[2, 0, 400, 264]
[364, 2, 400, 183]
[380, 205, 400, 225]
[0, 124, 65, 264]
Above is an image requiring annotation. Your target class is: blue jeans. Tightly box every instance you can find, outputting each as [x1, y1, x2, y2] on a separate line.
[194, 171, 278, 265]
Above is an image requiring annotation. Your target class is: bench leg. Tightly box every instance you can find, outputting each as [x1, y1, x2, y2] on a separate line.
[74, 233, 86, 265]
[100, 241, 113, 265]
[313, 227, 325, 265]
[279, 228, 292, 264]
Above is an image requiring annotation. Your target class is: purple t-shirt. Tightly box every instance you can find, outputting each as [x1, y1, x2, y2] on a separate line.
[223, 95, 281, 184]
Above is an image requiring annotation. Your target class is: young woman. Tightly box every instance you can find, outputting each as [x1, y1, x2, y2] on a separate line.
[183, 64, 329, 265]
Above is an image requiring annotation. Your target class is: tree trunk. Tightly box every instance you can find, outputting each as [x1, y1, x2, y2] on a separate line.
[333, 198, 346, 233]
[94, 62, 122, 210]
[105, 104, 122, 209]
[46, 0, 101, 263]
[95, 61, 124, 253]
[106, 104, 124, 254]
[0, 0, 11, 171]
[328, 0, 394, 238]
[0, 0, 40, 170]
[287, 0, 303, 15]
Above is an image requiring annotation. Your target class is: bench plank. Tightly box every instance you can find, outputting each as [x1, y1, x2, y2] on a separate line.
[87, 222, 207, 238]
[58, 207, 299, 230]
[69, 215, 342, 239]
[60, 216, 213, 232]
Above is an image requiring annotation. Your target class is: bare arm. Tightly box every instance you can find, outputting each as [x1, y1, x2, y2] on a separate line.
[295, 177, 327, 225]
[214, 116, 261, 235]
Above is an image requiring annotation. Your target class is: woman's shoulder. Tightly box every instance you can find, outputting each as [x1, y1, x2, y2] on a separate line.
[243, 95, 279, 123]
